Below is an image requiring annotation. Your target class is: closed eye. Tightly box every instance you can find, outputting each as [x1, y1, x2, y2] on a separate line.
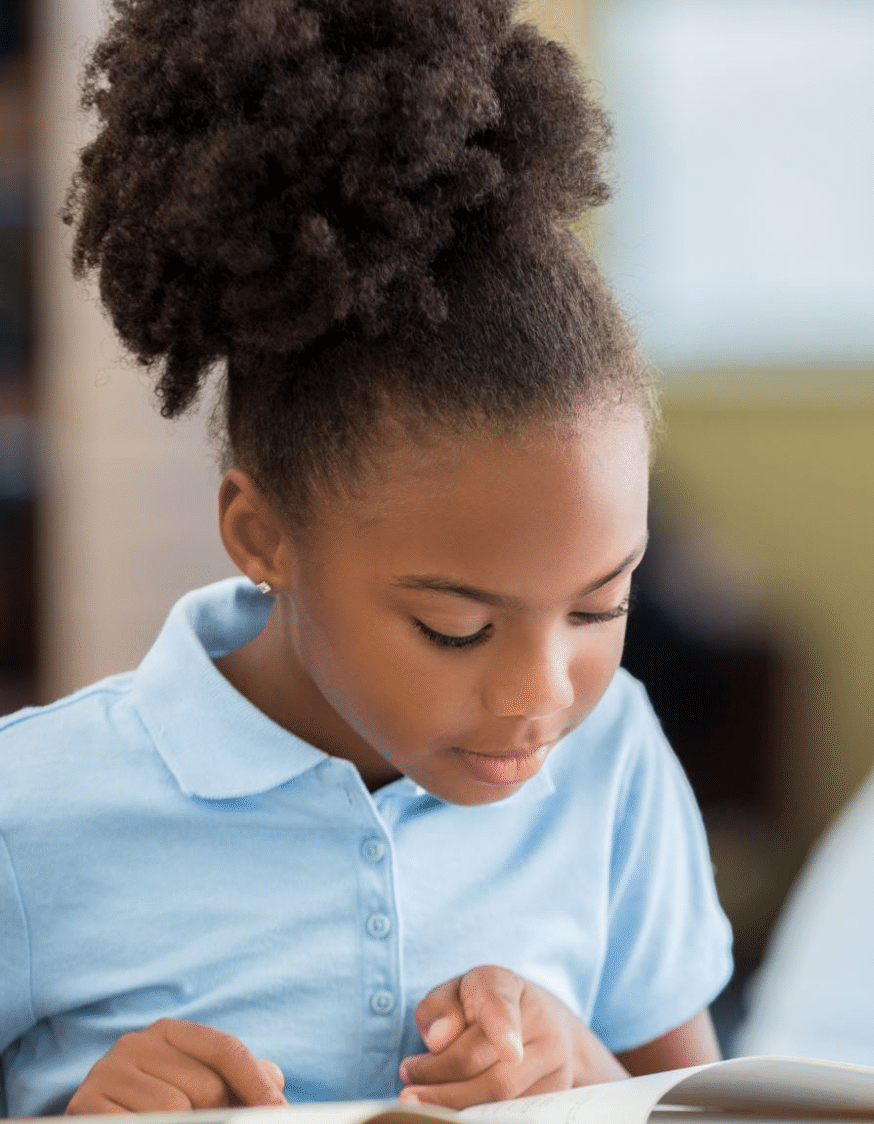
[572, 591, 635, 625]
[413, 620, 492, 649]
[414, 595, 633, 650]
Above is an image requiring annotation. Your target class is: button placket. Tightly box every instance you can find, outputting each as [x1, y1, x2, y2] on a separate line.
[357, 825, 404, 1091]
[359, 835, 399, 1029]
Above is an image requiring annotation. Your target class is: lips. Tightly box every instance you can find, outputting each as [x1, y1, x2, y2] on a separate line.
[451, 742, 552, 787]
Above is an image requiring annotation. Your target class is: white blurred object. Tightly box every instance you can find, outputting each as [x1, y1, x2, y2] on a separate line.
[734, 767, 874, 1063]
[599, 0, 874, 371]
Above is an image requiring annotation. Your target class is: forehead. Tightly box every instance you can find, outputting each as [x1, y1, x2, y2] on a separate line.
[311, 412, 650, 599]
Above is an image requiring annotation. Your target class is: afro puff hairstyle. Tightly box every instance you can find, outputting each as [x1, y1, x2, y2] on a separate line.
[64, 0, 654, 525]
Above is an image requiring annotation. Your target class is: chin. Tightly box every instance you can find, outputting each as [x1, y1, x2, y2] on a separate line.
[425, 778, 526, 807]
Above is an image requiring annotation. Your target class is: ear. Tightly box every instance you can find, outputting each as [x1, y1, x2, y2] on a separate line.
[219, 468, 297, 592]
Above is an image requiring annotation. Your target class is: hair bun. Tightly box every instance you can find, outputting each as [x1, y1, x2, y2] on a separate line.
[65, 0, 611, 415]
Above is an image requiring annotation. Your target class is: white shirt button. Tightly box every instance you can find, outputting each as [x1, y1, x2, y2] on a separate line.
[365, 912, 392, 939]
[361, 838, 386, 863]
[370, 989, 395, 1015]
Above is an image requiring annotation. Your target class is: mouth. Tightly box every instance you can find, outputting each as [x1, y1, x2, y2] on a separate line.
[450, 742, 553, 787]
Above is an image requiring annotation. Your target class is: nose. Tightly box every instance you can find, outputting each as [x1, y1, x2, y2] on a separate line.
[481, 633, 575, 720]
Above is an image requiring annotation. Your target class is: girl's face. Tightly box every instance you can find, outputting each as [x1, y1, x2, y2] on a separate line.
[258, 409, 650, 806]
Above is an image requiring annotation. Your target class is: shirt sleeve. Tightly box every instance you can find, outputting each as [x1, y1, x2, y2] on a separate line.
[1, 827, 35, 1107]
[590, 680, 733, 1053]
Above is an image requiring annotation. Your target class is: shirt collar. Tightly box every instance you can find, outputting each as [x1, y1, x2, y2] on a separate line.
[134, 579, 328, 799]
[133, 578, 554, 805]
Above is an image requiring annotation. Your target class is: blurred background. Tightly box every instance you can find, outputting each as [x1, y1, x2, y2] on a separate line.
[1, 0, 872, 1048]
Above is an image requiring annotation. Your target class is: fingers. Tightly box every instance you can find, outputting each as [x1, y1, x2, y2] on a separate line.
[402, 967, 530, 1111]
[459, 970, 525, 1065]
[148, 1020, 287, 1107]
[414, 976, 468, 1053]
[401, 1024, 502, 1087]
[257, 1059, 286, 1092]
[65, 1019, 287, 1115]
[127, 1038, 233, 1109]
[400, 1039, 563, 1110]
[68, 1054, 229, 1116]
[401, 967, 626, 1110]
[67, 1094, 129, 1116]
[414, 967, 524, 1063]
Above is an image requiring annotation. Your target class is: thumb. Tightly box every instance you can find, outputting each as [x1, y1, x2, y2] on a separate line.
[257, 1059, 286, 1095]
[415, 976, 468, 1053]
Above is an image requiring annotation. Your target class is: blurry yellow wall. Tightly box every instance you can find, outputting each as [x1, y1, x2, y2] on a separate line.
[661, 393, 874, 848]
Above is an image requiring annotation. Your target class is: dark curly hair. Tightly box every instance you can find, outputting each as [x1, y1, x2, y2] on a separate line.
[64, 0, 655, 526]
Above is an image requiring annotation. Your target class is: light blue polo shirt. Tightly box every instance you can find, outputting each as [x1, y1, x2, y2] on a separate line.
[0, 579, 732, 1118]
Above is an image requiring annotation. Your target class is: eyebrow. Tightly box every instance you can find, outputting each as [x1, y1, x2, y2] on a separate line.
[392, 537, 649, 610]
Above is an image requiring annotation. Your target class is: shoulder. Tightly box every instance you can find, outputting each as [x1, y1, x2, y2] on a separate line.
[0, 671, 134, 748]
[545, 668, 718, 882]
[0, 673, 139, 812]
[0, 577, 253, 772]
[530, 668, 693, 861]
[547, 667, 671, 792]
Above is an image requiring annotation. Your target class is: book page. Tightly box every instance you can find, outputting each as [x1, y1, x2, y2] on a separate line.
[665, 1056, 874, 1115]
[13, 1103, 455, 1124]
[652, 1113, 870, 1124]
[460, 1069, 693, 1124]
[233, 1107, 457, 1124]
[461, 1057, 874, 1124]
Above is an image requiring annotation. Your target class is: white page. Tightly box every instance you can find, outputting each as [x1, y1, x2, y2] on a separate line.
[462, 1057, 874, 1124]
[666, 1056, 874, 1114]
[461, 1070, 697, 1124]
[652, 1114, 869, 1124]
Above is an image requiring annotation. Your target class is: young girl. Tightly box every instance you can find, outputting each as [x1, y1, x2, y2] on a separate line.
[0, 0, 732, 1116]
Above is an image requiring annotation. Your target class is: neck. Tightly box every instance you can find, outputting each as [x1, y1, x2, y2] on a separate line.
[214, 607, 402, 792]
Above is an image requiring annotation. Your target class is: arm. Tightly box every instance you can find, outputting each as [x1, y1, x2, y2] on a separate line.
[617, 1009, 721, 1075]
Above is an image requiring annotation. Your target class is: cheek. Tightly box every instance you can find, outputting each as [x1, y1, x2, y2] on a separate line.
[295, 596, 474, 741]
[571, 624, 628, 709]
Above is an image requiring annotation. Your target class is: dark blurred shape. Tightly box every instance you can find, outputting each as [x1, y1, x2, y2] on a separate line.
[622, 517, 780, 818]
[0, 0, 36, 716]
[0, 487, 37, 711]
[0, 0, 25, 60]
[0, 188, 31, 372]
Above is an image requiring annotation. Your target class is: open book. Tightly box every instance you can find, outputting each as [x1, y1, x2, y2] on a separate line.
[26, 1056, 874, 1124]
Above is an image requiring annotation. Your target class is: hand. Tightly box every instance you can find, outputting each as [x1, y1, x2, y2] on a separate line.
[65, 1018, 287, 1114]
[398, 965, 628, 1109]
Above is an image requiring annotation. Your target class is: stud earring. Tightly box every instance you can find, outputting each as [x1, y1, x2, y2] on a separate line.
[255, 580, 272, 595]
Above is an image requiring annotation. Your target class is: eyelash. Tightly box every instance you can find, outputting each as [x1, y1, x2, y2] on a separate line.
[413, 596, 633, 651]
[414, 620, 493, 649]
